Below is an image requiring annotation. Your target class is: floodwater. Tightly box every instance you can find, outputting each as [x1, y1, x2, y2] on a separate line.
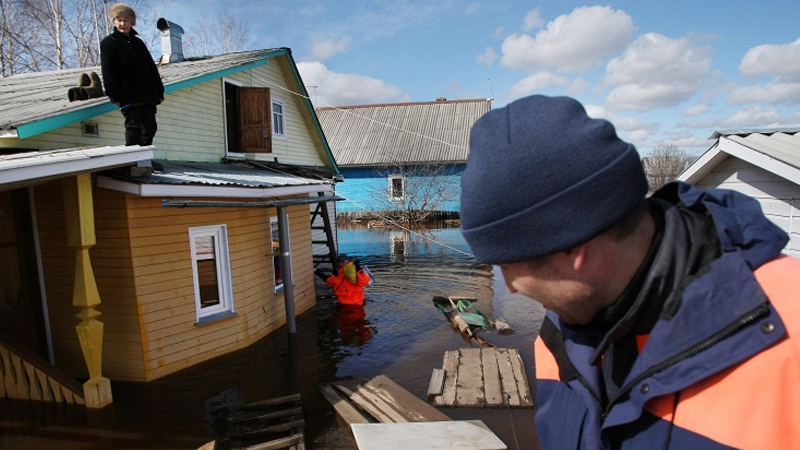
[1, 226, 545, 450]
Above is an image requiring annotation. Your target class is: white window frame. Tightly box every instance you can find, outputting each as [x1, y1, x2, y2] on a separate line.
[189, 225, 235, 322]
[272, 98, 286, 139]
[388, 175, 405, 202]
[270, 216, 291, 294]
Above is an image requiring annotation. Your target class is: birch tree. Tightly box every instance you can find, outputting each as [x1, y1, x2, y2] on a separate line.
[0, 0, 254, 78]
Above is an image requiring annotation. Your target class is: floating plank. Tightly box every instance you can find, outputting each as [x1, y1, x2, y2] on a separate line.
[427, 368, 445, 396]
[430, 348, 533, 409]
[351, 420, 507, 450]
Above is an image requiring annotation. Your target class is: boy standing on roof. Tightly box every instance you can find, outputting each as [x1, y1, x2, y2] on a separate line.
[100, 3, 164, 146]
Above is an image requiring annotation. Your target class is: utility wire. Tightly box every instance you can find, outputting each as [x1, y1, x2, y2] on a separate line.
[248, 75, 476, 259]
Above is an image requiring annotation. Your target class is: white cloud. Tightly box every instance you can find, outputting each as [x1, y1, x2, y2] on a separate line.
[522, 8, 544, 32]
[683, 105, 800, 129]
[683, 103, 710, 117]
[720, 105, 800, 128]
[740, 38, 800, 82]
[476, 47, 497, 66]
[729, 80, 800, 106]
[297, 61, 405, 107]
[500, 6, 635, 73]
[583, 105, 660, 148]
[310, 37, 352, 60]
[507, 72, 587, 98]
[602, 33, 712, 111]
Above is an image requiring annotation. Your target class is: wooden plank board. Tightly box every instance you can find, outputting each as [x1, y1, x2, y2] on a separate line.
[317, 383, 371, 426]
[495, 348, 521, 407]
[334, 380, 406, 423]
[427, 368, 445, 396]
[507, 349, 534, 407]
[326, 375, 451, 425]
[435, 350, 459, 407]
[456, 348, 484, 407]
[481, 348, 503, 407]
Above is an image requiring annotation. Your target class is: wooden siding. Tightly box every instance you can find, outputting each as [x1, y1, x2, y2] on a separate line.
[694, 156, 800, 257]
[125, 195, 316, 381]
[225, 60, 326, 166]
[34, 178, 317, 382]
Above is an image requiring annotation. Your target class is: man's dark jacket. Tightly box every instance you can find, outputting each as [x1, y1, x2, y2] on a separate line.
[100, 28, 164, 106]
[533, 182, 800, 449]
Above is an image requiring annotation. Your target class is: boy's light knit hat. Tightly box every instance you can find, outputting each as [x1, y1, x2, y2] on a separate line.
[109, 3, 136, 25]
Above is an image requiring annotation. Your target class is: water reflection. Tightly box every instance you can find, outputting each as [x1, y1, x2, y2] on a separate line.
[1, 227, 545, 450]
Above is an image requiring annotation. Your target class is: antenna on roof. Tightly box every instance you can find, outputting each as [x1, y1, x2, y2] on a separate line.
[487, 78, 495, 101]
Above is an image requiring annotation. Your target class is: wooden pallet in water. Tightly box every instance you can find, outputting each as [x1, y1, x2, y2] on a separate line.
[429, 348, 534, 409]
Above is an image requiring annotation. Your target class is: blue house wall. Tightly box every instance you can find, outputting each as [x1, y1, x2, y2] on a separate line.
[336, 166, 464, 214]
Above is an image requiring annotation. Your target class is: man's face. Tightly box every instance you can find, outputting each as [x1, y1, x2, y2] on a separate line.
[499, 257, 599, 325]
[113, 16, 132, 34]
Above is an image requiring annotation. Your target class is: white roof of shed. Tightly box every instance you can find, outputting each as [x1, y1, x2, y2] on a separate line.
[679, 129, 800, 185]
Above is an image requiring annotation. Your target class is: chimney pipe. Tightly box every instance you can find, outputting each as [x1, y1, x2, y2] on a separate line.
[157, 18, 184, 64]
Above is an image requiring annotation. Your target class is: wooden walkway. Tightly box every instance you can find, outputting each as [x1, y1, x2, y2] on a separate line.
[428, 348, 534, 408]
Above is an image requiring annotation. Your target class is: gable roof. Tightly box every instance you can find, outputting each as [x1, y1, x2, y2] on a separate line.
[316, 98, 491, 167]
[679, 129, 800, 185]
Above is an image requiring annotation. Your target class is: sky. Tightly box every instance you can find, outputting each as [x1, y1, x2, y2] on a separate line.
[157, 0, 800, 156]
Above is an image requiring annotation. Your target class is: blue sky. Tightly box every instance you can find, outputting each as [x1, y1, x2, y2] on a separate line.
[159, 0, 800, 155]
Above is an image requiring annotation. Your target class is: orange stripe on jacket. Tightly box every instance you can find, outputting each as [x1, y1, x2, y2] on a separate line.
[534, 334, 560, 380]
[646, 255, 800, 449]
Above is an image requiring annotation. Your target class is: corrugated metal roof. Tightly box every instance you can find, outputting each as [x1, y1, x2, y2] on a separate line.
[680, 129, 800, 185]
[0, 49, 278, 132]
[316, 99, 491, 166]
[717, 129, 800, 171]
[129, 160, 327, 188]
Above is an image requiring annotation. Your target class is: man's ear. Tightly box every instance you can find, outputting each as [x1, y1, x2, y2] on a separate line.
[569, 244, 588, 271]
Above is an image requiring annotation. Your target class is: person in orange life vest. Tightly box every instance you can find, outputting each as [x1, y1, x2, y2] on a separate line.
[316, 254, 371, 306]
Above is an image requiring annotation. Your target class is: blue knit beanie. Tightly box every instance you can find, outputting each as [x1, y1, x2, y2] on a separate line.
[460, 95, 647, 264]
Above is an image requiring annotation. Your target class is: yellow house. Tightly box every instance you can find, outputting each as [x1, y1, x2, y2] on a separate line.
[0, 46, 340, 409]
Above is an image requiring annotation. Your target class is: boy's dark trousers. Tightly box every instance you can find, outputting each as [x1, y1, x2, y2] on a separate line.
[121, 103, 158, 146]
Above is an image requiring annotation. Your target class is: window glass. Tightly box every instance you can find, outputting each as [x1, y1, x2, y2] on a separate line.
[389, 176, 405, 201]
[272, 100, 285, 137]
[190, 225, 234, 320]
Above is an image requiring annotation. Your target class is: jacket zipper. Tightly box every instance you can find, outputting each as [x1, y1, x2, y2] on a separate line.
[602, 303, 771, 418]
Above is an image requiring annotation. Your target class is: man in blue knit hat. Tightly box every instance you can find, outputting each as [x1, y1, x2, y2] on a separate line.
[460, 95, 800, 449]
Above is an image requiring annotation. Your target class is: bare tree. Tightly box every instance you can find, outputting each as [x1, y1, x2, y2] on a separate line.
[643, 143, 693, 193]
[183, 12, 252, 57]
[0, 0, 250, 78]
[367, 162, 460, 226]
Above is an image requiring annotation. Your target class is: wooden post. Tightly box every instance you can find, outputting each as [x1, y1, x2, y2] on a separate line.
[63, 174, 112, 408]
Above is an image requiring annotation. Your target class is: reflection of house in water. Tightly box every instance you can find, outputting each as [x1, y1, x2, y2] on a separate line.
[390, 232, 407, 256]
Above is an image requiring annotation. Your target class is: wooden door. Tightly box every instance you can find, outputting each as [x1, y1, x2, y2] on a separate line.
[240, 87, 272, 153]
